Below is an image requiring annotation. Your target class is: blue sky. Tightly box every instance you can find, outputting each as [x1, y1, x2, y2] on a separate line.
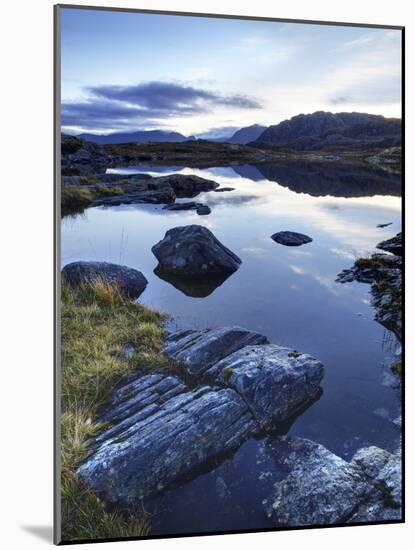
[60, 7, 402, 136]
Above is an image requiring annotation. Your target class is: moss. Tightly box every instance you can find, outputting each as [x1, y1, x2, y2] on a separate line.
[355, 256, 389, 270]
[391, 360, 402, 378]
[375, 480, 400, 509]
[61, 185, 124, 215]
[61, 279, 166, 541]
[223, 367, 234, 384]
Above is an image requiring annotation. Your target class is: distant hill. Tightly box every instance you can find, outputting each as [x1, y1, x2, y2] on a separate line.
[79, 130, 194, 144]
[252, 112, 401, 151]
[227, 124, 267, 144]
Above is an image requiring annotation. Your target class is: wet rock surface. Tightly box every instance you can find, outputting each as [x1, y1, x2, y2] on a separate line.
[152, 225, 242, 277]
[62, 261, 148, 298]
[262, 437, 402, 526]
[271, 231, 313, 247]
[77, 326, 325, 507]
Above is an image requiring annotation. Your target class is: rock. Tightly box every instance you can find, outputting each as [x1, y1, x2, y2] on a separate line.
[377, 222, 393, 228]
[61, 134, 109, 175]
[263, 437, 368, 526]
[164, 328, 324, 429]
[163, 202, 202, 211]
[214, 187, 235, 192]
[157, 174, 219, 198]
[94, 189, 175, 205]
[262, 437, 402, 526]
[349, 445, 402, 522]
[77, 326, 325, 508]
[62, 261, 148, 298]
[196, 205, 211, 215]
[152, 225, 241, 277]
[163, 326, 269, 376]
[207, 345, 324, 428]
[271, 231, 312, 247]
[377, 232, 402, 256]
[77, 376, 257, 505]
[163, 202, 211, 215]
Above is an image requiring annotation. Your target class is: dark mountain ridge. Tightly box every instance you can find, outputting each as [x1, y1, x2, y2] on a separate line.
[251, 111, 401, 151]
[79, 129, 195, 144]
[226, 124, 267, 144]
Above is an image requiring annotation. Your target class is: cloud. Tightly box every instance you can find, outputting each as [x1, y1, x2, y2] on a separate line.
[327, 31, 401, 107]
[62, 81, 262, 131]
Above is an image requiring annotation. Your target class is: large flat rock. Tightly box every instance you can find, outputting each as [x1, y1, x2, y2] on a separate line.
[77, 326, 325, 507]
[78, 374, 257, 505]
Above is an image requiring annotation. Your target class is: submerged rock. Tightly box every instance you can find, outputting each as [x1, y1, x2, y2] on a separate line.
[152, 225, 241, 277]
[77, 326, 325, 507]
[214, 187, 235, 193]
[163, 202, 211, 215]
[271, 231, 313, 246]
[62, 261, 148, 298]
[262, 437, 402, 526]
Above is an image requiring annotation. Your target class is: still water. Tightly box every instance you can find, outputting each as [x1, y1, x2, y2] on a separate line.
[61, 163, 401, 534]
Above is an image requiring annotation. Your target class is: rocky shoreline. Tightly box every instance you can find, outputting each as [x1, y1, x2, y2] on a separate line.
[61, 133, 401, 176]
[337, 233, 402, 348]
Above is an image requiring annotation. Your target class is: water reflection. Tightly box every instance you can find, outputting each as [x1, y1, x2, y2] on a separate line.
[254, 161, 401, 198]
[154, 266, 234, 297]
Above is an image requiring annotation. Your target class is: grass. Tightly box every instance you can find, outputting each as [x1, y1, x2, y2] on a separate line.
[60, 278, 168, 542]
[354, 256, 390, 270]
[61, 185, 124, 215]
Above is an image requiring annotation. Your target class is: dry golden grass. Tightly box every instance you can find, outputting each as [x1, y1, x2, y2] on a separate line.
[60, 279, 166, 542]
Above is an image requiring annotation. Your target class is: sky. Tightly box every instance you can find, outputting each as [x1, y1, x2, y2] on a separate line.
[60, 7, 402, 137]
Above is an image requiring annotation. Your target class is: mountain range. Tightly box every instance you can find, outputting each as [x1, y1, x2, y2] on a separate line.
[79, 129, 195, 144]
[76, 112, 401, 151]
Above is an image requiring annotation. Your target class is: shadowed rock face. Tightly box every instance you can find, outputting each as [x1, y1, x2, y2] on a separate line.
[62, 261, 148, 299]
[271, 231, 312, 247]
[61, 134, 109, 175]
[262, 437, 401, 526]
[77, 326, 325, 507]
[152, 225, 242, 277]
[154, 266, 230, 297]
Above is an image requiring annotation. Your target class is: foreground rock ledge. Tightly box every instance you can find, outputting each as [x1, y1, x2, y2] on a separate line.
[262, 437, 401, 526]
[62, 261, 148, 299]
[77, 326, 324, 506]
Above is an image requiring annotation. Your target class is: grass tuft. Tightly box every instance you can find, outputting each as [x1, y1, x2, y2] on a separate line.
[60, 278, 166, 541]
